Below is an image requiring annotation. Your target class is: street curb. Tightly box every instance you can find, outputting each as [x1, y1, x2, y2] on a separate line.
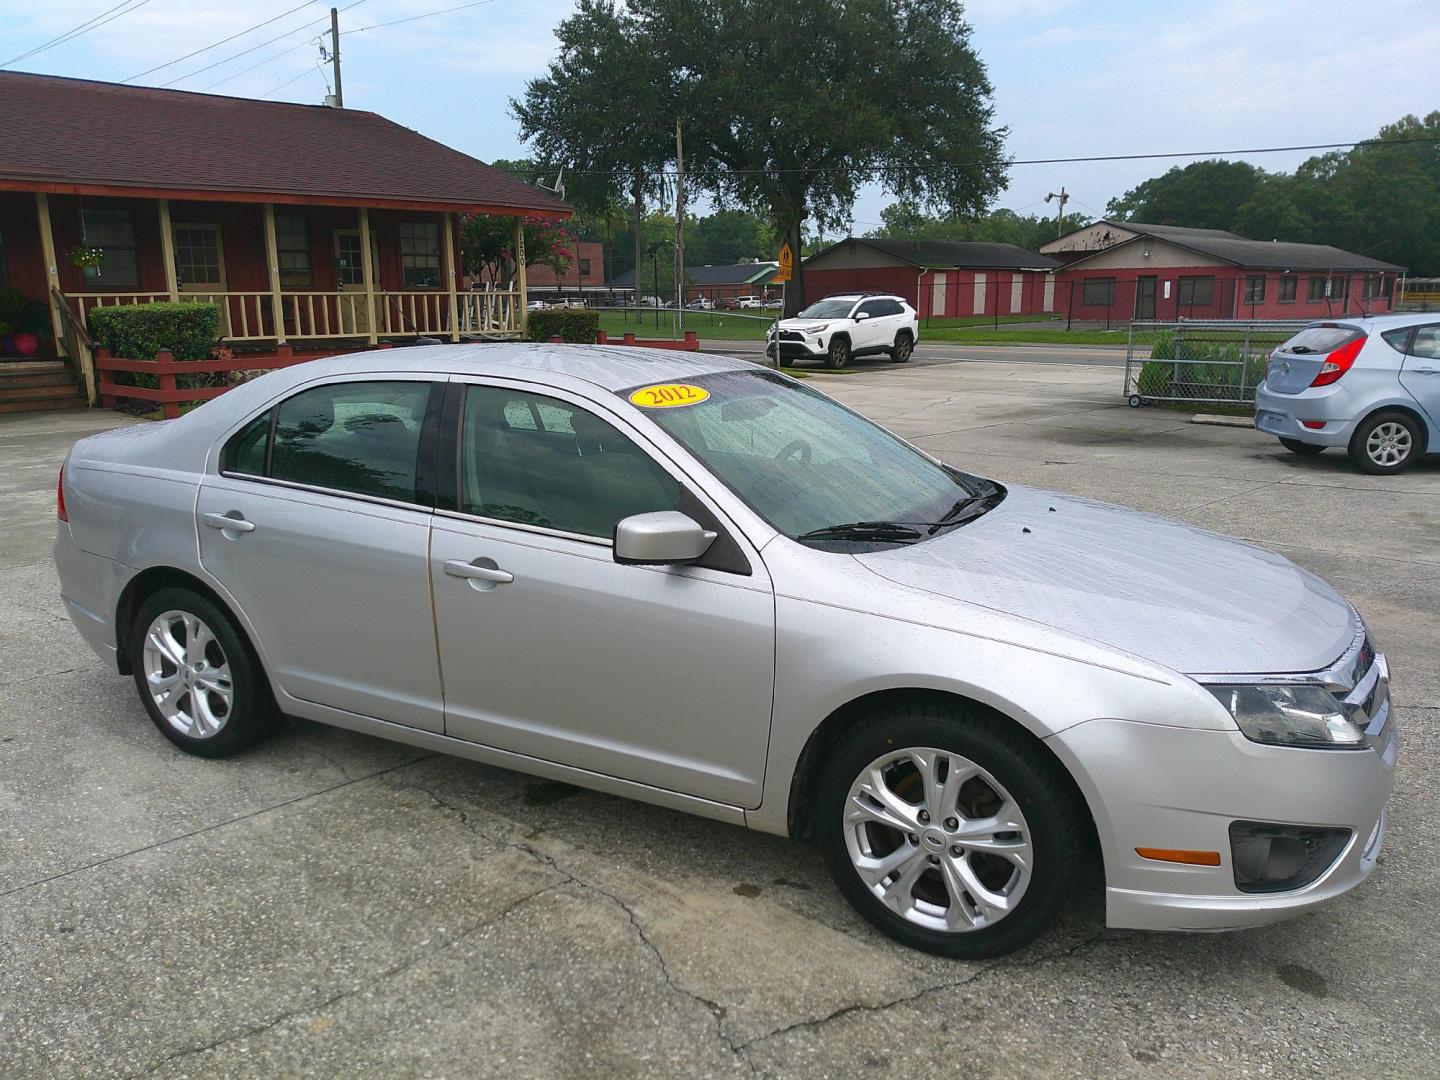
[1191, 414, 1255, 429]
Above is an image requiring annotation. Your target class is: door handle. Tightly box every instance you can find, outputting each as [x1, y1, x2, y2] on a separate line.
[443, 559, 514, 585]
[1410, 366, 1439, 375]
[202, 512, 255, 533]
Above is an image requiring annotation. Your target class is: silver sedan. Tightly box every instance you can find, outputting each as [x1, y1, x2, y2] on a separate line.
[54, 344, 1396, 957]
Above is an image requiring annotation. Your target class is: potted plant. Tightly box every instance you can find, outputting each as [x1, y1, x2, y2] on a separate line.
[67, 246, 105, 275]
[0, 288, 49, 357]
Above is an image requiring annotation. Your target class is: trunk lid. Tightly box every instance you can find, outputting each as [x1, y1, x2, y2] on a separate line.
[1263, 324, 1366, 395]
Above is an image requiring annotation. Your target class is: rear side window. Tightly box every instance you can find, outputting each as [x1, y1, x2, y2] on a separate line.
[1410, 326, 1440, 360]
[221, 381, 435, 504]
[1278, 326, 1363, 355]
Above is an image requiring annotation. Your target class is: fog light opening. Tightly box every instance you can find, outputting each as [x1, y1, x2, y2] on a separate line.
[1228, 821, 1350, 893]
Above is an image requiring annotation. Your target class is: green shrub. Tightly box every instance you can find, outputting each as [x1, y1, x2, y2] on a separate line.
[88, 302, 220, 361]
[89, 303, 222, 393]
[526, 306, 599, 344]
[1138, 331, 1271, 401]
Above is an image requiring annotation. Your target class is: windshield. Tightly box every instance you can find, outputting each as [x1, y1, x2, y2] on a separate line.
[623, 369, 999, 548]
[796, 299, 856, 320]
[1279, 325, 1363, 354]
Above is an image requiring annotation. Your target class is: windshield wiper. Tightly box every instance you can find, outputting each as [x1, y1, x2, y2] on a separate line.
[797, 521, 926, 543]
[928, 485, 1005, 533]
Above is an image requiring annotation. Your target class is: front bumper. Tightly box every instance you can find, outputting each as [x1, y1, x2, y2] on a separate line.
[1047, 674, 1395, 932]
[767, 335, 827, 361]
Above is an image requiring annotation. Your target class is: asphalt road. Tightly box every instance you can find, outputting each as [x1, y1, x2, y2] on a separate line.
[704, 337, 1133, 368]
[3, 364, 1436, 1077]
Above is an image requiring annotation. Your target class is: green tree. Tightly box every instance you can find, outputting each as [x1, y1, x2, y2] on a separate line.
[1106, 160, 1263, 231]
[867, 203, 1083, 251]
[687, 210, 775, 266]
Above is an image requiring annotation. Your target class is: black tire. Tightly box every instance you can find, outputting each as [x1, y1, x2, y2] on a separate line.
[826, 336, 851, 369]
[129, 587, 280, 758]
[778, 353, 794, 368]
[1279, 437, 1325, 456]
[815, 699, 1086, 958]
[890, 331, 914, 363]
[1348, 410, 1424, 475]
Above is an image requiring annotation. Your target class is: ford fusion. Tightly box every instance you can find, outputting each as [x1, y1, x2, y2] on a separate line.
[55, 345, 1395, 957]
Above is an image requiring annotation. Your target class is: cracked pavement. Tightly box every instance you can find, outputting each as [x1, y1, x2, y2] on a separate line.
[2, 362, 1438, 1078]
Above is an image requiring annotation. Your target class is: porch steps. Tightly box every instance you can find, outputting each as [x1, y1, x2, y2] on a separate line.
[0, 361, 85, 414]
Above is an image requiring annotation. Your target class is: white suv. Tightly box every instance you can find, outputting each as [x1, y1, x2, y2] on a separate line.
[767, 293, 920, 368]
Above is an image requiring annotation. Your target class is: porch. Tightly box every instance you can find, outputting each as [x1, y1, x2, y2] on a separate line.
[1, 190, 533, 404]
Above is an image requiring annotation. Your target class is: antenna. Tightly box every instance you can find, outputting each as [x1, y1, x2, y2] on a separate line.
[537, 166, 566, 202]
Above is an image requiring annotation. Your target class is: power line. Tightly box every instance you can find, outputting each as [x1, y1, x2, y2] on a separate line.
[341, 0, 497, 34]
[124, 0, 320, 83]
[259, 62, 324, 99]
[199, 37, 317, 92]
[3, 0, 154, 68]
[158, 0, 366, 88]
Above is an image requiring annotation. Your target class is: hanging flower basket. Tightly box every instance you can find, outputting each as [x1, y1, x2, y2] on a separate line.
[68, 247, 106, 273]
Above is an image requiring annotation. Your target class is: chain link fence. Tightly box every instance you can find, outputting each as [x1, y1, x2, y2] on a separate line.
[1124, 320, 1311, 408]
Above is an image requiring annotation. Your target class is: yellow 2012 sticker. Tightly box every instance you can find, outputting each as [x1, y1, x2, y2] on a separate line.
[628, 383, 710, 408]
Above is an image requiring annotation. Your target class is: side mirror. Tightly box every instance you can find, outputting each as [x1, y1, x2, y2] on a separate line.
[855, 311, 871, 320]
[614, 511, 717, 566]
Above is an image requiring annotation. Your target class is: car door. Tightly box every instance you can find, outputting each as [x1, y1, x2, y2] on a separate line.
[429, 380, 776, 807]
[1397, 324, 1440, 435]
[853, 299, 894, 351]
[197, 376, 446, 732]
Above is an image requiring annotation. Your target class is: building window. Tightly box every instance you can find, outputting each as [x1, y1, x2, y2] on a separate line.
[1082, 277, 1115, 305]
[1178, 276, 1214, 306]
[1329, 275, 1349, 303]
[1308, 275, 1326, 301]
[79, 208, 140, 290]
[0, 227, 8, 289]
[1278, 276, 1297, 302]
[1362, 275, 1382, 300]
[579, 258, 592, 276]
[173, 224, 223, 287]
[399, 221, 441, 288]
[275, 214, 312, 287]
[1244, 276, 1265, 304]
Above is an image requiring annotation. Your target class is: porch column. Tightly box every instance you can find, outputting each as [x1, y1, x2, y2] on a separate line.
[514, 216, 528, 336]
[443, 212, 460, 342]
[262, 203, 287, 344]
[156, 199, 180, 302]
[36, 193, 96, 404]
[358, 207, 378, 345]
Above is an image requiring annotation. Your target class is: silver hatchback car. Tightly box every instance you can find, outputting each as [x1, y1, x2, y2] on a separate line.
[1256, 313, 1440, 473]
[55, 345, 1395, 957]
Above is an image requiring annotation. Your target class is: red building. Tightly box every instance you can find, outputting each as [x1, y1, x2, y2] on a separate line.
[605, 261, 779, 304]
[1043, 220, 1404, 322]
[800, 238, 1061, 319]
[524, 240, 608, 299]
[0, 71, 569, 410]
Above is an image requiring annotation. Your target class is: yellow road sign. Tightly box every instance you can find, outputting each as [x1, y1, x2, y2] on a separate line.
[774, 243, 793, 283]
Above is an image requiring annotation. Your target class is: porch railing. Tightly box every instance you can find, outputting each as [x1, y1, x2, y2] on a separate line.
[64, 287, 523, 344]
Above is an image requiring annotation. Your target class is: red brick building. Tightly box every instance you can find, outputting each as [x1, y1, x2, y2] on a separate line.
[1043, 220, 1403, 322]
[801, 238, 1061, 319]
[524, 240, 607, 298]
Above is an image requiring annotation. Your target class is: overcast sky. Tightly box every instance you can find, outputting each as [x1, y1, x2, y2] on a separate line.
[5, 0, 1438, 236]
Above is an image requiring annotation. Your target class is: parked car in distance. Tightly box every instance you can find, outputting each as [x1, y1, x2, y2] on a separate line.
[736, 295, 763, 309]
[716, 297, 740, 311]
[686, 297, 715, 311]
[1256, 313, 1440, 473]
[526, 300, 549, 312]
[56, 344, 1394, 958]
[768, 293, 920, 368]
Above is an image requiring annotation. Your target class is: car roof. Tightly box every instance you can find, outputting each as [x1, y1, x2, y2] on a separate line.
[817, 293, 905, 302]
[252, 342, 755, 393]
[1332, 312, 1440, 331]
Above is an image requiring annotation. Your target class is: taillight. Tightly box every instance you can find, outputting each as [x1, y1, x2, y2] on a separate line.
[57, 465, 68, 522]
[1310, 337, 1365, 387]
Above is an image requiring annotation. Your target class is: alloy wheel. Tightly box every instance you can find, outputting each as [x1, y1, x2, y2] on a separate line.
[843, 747, 1032, 933]
[1366, 421, 1412, 468]
[141, 609, 234, 738]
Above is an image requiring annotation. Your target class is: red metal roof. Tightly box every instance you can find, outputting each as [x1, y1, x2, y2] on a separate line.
[0, 71, 571, 217]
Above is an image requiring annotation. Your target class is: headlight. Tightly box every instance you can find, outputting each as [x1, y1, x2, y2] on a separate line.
[1203, 683, 1367, 749]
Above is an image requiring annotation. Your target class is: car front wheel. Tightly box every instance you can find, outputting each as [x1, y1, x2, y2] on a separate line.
[826, 337, 851, 369]
[890, 331, 914, 363]
[1279, 437, 1325, 456]
[815, 700, 1085, 958]
[1349, 410, 1423, 474]
[130, 587, 279, 757]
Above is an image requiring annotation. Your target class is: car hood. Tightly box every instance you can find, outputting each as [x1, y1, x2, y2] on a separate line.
[855, 485, 1355, 675]
[776, 318, 848, 332]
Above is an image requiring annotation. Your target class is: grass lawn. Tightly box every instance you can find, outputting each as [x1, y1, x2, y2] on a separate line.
[598, 310, 775, 341]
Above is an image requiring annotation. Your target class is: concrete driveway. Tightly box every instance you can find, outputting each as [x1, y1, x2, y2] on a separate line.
[2, 362, 1437, 1078]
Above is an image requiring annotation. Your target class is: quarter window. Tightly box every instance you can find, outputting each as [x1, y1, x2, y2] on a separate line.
[399, 222, 441, 288]
[1177, 276, 1214, 306]
[1082, 278, 1115, 305]
[1410, 326, 1440, 361]
[79, 208, 140, 290]
[460, 386, 680, 538]
[221, 381, 435, 504]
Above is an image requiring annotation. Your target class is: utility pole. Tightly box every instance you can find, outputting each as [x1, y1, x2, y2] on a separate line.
[329, 7, 343, 107]
[1044, 187, 1069, 238]
[674, 116, 685, 327]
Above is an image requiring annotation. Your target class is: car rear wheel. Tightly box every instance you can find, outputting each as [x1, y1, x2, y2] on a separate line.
[130, 587, 279, 758]
[1279, 437, 1325, 456]
[826, 337, 851, 369]
[890, 332, 914, 363]
[1349, 411, 1423, 474]
[815, 699, 1085, 957]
